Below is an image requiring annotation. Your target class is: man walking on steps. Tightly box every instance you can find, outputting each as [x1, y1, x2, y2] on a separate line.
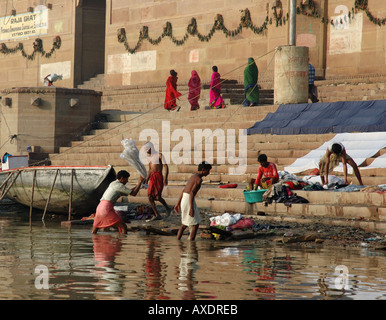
[144, 142, 171, 221]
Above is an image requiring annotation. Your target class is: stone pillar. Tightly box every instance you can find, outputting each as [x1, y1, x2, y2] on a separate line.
[274, 46, 309, 105]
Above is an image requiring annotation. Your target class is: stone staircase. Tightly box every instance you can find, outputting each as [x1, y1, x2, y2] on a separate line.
[77, 74, 105, 92]
[316, 75, 386, 103]
[48, 90, 386, 232]
[49, 74, 386, 232]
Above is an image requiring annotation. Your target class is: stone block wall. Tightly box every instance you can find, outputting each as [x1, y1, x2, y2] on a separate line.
[0, 87, 101, 155]
[1, 1, 386, 90]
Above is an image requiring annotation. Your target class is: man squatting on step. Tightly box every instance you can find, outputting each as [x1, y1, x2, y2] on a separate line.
[92, 170, 143, 234]
[249, 154, 279, 190]
[319, 142, 364, 186]
[174, 162, 212, 241]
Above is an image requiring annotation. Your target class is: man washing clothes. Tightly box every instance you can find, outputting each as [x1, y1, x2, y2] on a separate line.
[319, 142, 363, 186]
[249, 154, 279, 190]
[92, 170, 143, 234]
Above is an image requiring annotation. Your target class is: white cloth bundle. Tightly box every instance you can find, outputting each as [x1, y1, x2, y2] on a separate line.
[210, 213, 242, 227]
[120, 138, 147, 178]
[43, 73, 63, 86]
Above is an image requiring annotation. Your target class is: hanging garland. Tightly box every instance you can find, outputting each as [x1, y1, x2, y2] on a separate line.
[272, 0, 285, 27]
[118, 1, 386, 54]
[0, 36, 62, 61]
[354, 0, 386, 26]
[297, 0, 320, 18]
[118, 8, 268, 54]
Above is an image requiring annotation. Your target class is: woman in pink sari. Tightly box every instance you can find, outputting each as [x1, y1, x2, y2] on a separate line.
[188, 70, 201, 111]
[209, 66, 226, 109]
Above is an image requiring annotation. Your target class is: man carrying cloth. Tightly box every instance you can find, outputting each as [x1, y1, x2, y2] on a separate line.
[174, 161, 212, 241]
[144, 142, 171, 221]
[249, 154, 279, 190]
[92, 170, 143, 234]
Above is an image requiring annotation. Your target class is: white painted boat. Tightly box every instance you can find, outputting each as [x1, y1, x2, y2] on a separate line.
[0, 165, 116, 215]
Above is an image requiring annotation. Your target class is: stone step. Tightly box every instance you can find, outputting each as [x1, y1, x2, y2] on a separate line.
[128, 185, 386, 206]
[126, 195, 386, 232]
[314, 79, 386, 103]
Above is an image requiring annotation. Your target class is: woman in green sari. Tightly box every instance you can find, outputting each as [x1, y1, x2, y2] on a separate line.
[243, 57, 259, 107]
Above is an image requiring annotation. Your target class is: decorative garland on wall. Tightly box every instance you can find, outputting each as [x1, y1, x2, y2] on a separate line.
[118, 8, 269, 54]
[354, 0, 386, 26]
[0, 36, 61, 61]
[118, 0, 386, 54]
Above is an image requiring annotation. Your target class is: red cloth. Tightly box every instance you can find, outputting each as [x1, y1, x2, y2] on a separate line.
[164, 75, 181, 110]
[254, 162, 279, 186]
[188, 70, 201, 110]
[219, 184, 238, 188]
[93, 200, 122, 229]
[147, 171, 164, 199]
[93, 235, 122, 267]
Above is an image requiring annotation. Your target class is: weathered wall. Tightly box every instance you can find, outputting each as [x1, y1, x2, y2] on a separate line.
[1, 1, 386, 91]
[105, 0, 288, 87]
[0, 0, 76, 89]
[0, 87, 101, 154]
[326, 0, 386, 78]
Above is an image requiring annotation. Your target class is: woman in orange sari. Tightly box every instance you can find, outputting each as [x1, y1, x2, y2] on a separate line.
[188, 70, 201, 111]
[164, 70, 182, 111]
[209, 66, 226, 109]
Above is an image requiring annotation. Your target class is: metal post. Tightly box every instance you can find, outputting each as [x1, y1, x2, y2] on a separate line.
[42, 169, 59, 222]
[68, 169, 74, 221]
[289, 0, 296, 46]
[30, 170, 36, 225]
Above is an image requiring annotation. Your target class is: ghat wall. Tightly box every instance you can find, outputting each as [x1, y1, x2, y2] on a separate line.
[0, 1, 386, 90]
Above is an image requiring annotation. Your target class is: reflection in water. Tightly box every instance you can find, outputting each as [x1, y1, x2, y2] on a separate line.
[177, 241, 199, 300]
[144, 238, 168, 300]
[92, 234, 123, 294]
[0, 214, 385, 300]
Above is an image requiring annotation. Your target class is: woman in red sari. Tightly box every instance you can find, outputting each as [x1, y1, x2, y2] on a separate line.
[188, 70, 201, 111]
[164, 69, 182, 111]
[209, 66, 226, 109]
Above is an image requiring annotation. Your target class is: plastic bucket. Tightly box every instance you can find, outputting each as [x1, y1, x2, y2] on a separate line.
[243, 189, 267, 203]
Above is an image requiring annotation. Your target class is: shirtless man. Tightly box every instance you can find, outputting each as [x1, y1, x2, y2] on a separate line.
[319, 142, 363, 186]
[144, 142, 171, 221]
[174, 161, 212, 240]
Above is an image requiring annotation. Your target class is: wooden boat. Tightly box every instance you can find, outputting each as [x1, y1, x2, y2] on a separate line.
[0, 165, 116, 216]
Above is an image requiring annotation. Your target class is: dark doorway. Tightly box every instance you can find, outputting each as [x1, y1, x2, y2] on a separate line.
[74, 0, 106, 86]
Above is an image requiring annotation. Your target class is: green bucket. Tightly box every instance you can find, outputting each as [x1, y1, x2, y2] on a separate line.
[243, 189, 267, 203]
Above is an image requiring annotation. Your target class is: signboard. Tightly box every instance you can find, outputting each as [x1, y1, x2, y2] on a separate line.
[0, 8, 48, 41]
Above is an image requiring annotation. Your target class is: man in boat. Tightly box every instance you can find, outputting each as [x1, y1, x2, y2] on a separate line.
[92, 170, 143, 234]
[144, 142, 171, 221]
[174, 161, 212, 241]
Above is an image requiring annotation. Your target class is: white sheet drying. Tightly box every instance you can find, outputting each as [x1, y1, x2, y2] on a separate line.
[284, 132, 386, 174]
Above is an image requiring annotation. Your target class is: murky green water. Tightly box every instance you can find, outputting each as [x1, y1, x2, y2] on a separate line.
[0, 209, 385, 301]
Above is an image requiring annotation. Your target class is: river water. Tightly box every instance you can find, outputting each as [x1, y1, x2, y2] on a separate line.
[0, 209, 385, 301]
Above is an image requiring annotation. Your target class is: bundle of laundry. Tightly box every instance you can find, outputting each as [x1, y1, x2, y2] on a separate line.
[210, 213, 242, 227]
[120, 138, 147, 179]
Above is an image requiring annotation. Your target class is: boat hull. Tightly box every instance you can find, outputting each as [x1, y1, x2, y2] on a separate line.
[0, 166, 116, 215]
